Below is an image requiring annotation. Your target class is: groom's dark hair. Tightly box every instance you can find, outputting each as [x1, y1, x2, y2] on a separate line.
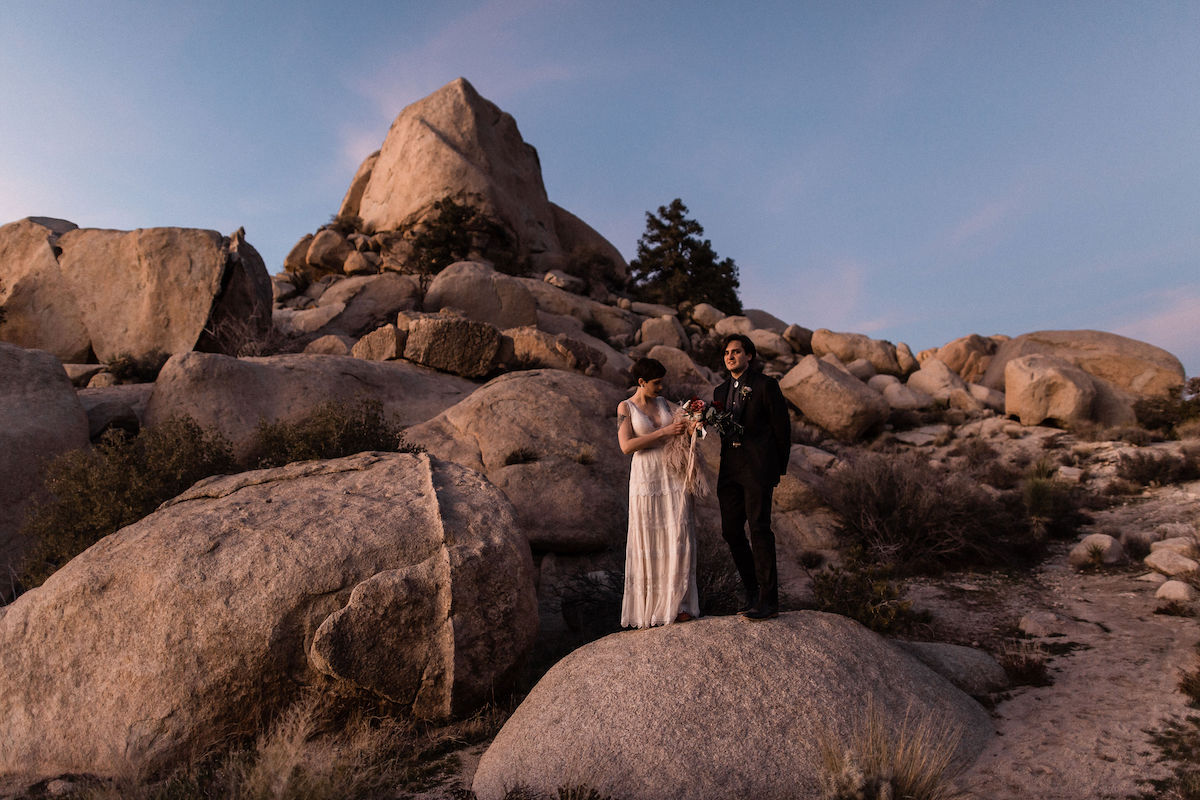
[722, 333, 757, 361]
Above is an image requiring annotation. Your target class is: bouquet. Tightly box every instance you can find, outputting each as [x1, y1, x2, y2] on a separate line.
[663, 396, 741, 497]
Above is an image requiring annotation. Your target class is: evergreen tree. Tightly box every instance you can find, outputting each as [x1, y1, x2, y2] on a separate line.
[628, 198, 742, 314]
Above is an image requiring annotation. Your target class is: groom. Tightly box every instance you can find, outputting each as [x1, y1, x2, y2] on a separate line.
[713, 334, 791, 621]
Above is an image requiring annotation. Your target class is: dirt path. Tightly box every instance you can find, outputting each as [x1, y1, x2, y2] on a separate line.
[957, 484, 1200, 800]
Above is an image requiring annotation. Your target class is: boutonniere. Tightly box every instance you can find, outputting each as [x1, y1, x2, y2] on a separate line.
[739, 385, 752, 399]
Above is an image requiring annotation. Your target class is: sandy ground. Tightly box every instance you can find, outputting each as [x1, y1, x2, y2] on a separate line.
[941, 482, 1200, 800]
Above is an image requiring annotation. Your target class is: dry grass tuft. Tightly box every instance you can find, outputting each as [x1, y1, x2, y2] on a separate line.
[817, 699, 968, 800]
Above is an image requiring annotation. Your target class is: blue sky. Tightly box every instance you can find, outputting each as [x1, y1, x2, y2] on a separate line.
[2, 1, 1197, 376]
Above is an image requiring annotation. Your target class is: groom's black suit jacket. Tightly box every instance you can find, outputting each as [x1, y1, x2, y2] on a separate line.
[713, 365, 791, 488]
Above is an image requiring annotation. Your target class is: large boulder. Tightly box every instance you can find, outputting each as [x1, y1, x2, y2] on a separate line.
[344, 78, 556, 262]
[144, 352, 476, 460]
[907, 357, 970, 403]
[424, 260, 537, 329]
[0, 343, 90, 571]
[780, 355, 889, 440]
[639, 314, 689, 350]
[646, 345, 719, 401]
[339, 77, 623, 280]
[403, 315, 501, 378]
[0, 452, 538, 778]
[499, 326, 606, 377]
[40, 225, 273, 363]
[472, 612, 992, 800]
[0, 217, 90, 362]
[811, 328, 902, 376]
[406, 370, 628, 552]
[535, 310, 632, 387]
[314, 271, 421, 337]
[982, 330, 1185, 397]
[1004, 354, 1100, 427]
[548, 203, 629, 285]
[931, 334, 998, 384]
[518, 277, 639, 341]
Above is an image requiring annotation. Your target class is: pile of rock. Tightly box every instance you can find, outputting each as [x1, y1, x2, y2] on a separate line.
[281, 78, 627, 288]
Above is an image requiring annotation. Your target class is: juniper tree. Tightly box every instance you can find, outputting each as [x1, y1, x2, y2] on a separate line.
[629, 198, 742, 314]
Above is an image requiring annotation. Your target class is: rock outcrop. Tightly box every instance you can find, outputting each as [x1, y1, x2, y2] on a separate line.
[0, 343, 90, 571]
[407, 369, 628, 552]
[424, 260, 537, 330]
[982, 330, 1185, 398]
[0, 452, 537, 778]
[0, 217, 89, 362]
[0, 220, 272, 364]
[145, 352, 476, 459]
[780, 355, 889, 440]
[326, 78, 627, 283]
[472, 612, 992, 800]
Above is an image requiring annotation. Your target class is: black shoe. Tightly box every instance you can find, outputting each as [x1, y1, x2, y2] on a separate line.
[742, 608, 779, 621]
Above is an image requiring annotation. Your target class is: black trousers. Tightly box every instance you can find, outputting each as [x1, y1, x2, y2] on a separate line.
[717, 477, 779, 612]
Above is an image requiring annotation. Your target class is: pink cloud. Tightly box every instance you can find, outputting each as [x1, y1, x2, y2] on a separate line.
[1115, 287, 1200, 376]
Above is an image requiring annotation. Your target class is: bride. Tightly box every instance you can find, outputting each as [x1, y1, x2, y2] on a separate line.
[616, 357, 700, 628]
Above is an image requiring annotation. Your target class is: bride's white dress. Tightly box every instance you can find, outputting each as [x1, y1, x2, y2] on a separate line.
[621, 396, 699, 628]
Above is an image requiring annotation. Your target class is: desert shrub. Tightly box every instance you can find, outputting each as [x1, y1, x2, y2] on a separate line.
[1020, 472, 1088, 540]
[1181, 647, 1200, 707]
[78, 689, 506, 800]
[818, 451, 1038, 575]
[817, 699, 968, 800]
[504, 447, 540, 466]
[105, 350, 171, 383]
[974, 459, 1024, 490]
[200, 313, 302, 357]
[407, 194, 521, 279]
[809, 561, 928, 635]
[1156, 600, 1196, 618]
[326, 212, 366, 236]
[1117, 449, 1200, 487]
[250, 399, 422, 469]
[17, 417, 236, 592]
[1137, 716, 1200, 800]
[1135, 378, 1200, 437]
[996, 639, 1052, 687]
[949, 438, 998, 469]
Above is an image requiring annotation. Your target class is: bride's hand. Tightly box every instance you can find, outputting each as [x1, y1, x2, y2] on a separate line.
[661, 419, 686, 438]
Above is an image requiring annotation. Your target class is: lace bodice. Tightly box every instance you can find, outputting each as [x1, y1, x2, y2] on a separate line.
[626, 396, 670, 436]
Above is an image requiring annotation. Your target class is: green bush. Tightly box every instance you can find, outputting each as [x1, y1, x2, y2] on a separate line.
[105, 350, 171, 383]
[1117, 448, 1200, 487]
[407, 194, 520, 279]
[250, 399, 423, 469]
[818, 451, 1038, 575]
[809, 561, 928, 635]
[18, 417, 236, 591]
[15, 401, 422, 595]
[1134, 378, 1200, 437]
[1020, 473, 1088, 539]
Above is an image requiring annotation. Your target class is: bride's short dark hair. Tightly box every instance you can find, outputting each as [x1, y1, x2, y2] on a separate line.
[630, 357, 667, 384]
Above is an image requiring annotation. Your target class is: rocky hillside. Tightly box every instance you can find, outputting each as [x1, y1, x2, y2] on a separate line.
[0, 77, 1197, 799]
